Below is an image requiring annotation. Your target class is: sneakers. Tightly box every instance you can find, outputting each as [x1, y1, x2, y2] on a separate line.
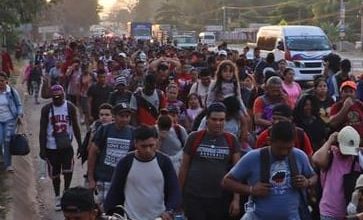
[6, 166, 14, 173]
[55, 196, 61, 211]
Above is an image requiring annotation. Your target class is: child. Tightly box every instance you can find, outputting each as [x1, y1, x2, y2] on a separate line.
[166, 83, 185, 124]
[184, 93, 203, 132]
[206, 60, 247, 114]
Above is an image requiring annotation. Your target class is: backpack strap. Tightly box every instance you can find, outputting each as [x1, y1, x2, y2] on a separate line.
[223, 132, 235, 150]
[260, 147, 270, 183]
[156, 89, 163, 110]
[288, 150, 299, 178]
[174, 124, 184, 147]
[190, 129, 207, 157]
[296, 127, 305, 152]
[134, 90, 160, 119]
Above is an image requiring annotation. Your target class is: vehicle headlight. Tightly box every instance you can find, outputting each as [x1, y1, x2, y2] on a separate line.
[287, 61, 296, 68]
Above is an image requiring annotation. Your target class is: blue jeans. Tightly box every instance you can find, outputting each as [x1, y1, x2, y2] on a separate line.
[320, 215, 341, 220]
[0, 119, 17, 168]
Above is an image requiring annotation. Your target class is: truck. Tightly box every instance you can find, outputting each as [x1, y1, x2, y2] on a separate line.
[152, 24, 172, 45]
[199, 32, 216, 47]
[256, 25, 333, 81]
[172, 31, 198, 50]
[127, 22, 152, 41]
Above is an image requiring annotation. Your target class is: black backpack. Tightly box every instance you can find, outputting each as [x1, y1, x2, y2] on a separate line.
[260, 147, 312, 220]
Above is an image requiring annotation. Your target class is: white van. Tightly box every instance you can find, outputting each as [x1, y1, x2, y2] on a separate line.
[199, 32, 216, 47]
[256, 25, 333, 81]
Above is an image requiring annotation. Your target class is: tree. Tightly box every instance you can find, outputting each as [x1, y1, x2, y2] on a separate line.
[154, 2, 185, 26]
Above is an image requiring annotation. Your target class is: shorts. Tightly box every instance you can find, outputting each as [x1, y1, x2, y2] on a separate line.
[95, 181, 111, 209]
[46, 148, 74, 178]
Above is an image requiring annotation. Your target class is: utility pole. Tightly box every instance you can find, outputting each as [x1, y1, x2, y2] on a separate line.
[339, 0, 346, 51]
[222, 6, 226, 31]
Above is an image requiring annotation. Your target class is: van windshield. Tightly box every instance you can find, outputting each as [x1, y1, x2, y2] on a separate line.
[285, 36, 331, 51]
[203, 35, 215, 40]
[174, 36, 197, 44]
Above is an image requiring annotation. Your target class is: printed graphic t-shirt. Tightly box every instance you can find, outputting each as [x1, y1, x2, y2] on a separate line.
[228, 148, 315, 219]
[93, 123, 134, 181]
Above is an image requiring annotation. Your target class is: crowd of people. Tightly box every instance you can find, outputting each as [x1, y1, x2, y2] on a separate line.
[1, 35, 363, 220]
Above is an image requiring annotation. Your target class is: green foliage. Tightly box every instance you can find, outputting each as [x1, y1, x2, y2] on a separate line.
[320, 22, 339, 42]
[116, 0, 363, 41]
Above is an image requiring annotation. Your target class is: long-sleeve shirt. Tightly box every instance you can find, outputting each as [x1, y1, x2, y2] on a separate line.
[104, 152, 181, 216]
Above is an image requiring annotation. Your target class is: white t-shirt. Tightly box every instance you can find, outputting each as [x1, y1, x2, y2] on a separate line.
[130, 90, 160, 111]
[46, 102, 74, 149]
[0, 85, 13, 122]
[189, 80, 211, 106]
[124, 157, 165, 220]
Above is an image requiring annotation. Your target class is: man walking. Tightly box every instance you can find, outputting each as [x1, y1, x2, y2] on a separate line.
[222, 121, 317, 219]
[179, 102, 241, 220]
[39, 85, 82, 211]
[104, 126, 181, 220]
[87, 103, 134, 209]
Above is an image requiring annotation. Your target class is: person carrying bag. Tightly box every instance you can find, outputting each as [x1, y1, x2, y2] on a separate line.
[10, 119, 29, 156]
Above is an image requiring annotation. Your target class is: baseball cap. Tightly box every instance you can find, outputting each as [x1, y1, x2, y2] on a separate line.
[338, 126, 360, 156]
[51, 84, 65, 97]
[118, 52, 127, 58]
[138, 52, 147, 62]
[340, 80, 357, 92]
[61, 187, 95, 212]
[112, 102, 132, 114]
[218, 50, 227, 57]
[114, 76, 127, 87]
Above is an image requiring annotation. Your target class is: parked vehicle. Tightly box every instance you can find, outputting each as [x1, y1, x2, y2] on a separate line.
[198, 32, 216, 47]
[173, 33, 198, 50]
[256, 25, 333, 81]
[127, 22, 152, 41]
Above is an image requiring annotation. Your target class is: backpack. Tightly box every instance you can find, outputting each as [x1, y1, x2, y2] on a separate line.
[260, 147, 312, 220]
[134, 89, 163, 119]
[189, 129, 235, 157]
[174, 124, 185, 147]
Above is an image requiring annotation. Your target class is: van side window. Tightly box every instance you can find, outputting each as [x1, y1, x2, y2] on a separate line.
[257, 31, 277, 51]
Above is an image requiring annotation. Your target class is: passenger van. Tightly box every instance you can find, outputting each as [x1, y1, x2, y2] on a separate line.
[256, 25, 333, 81]
[199, 32, 216, 47]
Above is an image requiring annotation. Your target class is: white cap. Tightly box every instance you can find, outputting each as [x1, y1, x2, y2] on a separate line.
[338, 126, 360, 156]
[218, 50, 227, 56]
[139, 52, 147, 62]
[118, 52, 127, 58]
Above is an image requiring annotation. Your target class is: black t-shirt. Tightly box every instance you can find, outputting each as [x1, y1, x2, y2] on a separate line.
[30, 67, 42, 82]
[183, 131, 240, 198]
[93, 123, 134, 181]
[297, 116, 328, 151]
[87, 83, 113, 117]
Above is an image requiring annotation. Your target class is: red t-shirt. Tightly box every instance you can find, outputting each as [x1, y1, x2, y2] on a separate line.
[136, 90, 167, 126]
[330, 101, 363, 138]
[255, 127, 314, 157]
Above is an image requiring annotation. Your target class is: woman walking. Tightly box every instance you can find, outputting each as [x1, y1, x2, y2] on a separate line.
[0, 71, 23, 172]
